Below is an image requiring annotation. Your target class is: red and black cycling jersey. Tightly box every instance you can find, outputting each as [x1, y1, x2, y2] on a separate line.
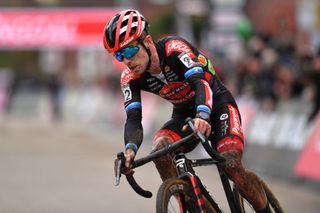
[121, 36, 235, 149]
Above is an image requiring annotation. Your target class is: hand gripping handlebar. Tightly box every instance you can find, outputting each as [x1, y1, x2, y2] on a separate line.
[185, 118, 226, 162]
[115, 152, 153, 198]
[115, 117, 225, 198]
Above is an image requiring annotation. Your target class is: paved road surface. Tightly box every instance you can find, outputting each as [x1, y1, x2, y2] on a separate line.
[0, 120, 319, 213]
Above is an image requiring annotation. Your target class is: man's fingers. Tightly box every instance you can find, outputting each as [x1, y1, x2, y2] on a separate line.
[182, 118, 211, 137]
[124, 153, 133, 168]
[193, 118, 211, 137]
[195, 119, 205, 134]
[194, 119, 200, 133]
[206, 126, 211, 137]
[125, 155, 133, 168]
[125, 159, 131, 168]
[182, 124, 188, 131]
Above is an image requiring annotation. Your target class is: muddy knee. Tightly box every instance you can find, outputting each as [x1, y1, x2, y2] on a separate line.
[152, 136, 177, 181]
[221, 151, 269, 211]
[152, 136, 173, 152]
[220, 150, 243, 179]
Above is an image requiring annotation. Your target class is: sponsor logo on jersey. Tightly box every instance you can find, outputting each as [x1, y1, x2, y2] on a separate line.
[220, 113, 229, 120]
[220, 120, 229, 136]
[198, 54, 207, 66]
[201, 80, 213, 108]
[146, 77, 156, 82]
[165, 40, 195, 58]
[179, 53, 195, 68]
[159, 82, 195, 103]
[121, 68, 140, 85]
[228, 105, 243, 137]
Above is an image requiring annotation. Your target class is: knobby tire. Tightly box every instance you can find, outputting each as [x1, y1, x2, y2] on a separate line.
[156, 178, 220, 213]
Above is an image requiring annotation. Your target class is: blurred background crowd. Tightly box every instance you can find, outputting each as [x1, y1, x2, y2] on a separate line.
[0, 0, 320, 182]
[0, 0, 319, 123]
[224, 30, 320, 122]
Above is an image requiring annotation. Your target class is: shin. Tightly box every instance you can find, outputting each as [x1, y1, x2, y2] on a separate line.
[220, 150, 269, 212]
[152, 136, 178, 181]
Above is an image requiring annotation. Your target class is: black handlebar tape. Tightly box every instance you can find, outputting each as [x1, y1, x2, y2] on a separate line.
[126, 173, 152, 198]
[132, 134, 195, 169]
[120, 117, 225, 198]
[127, 134, 195, 198]
[185, 117, 226, 162]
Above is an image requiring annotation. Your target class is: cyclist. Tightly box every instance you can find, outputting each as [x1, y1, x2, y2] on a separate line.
[104, 9, 271, 213]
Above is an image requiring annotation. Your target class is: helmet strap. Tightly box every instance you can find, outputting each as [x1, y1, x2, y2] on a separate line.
[140, 41, 152, 72]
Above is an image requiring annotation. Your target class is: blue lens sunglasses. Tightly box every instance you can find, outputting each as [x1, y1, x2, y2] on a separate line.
[114, 44, 140, 62]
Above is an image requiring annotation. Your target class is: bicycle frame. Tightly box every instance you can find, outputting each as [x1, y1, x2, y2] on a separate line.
[173, 153, 242, 213]
[174, 153, 208, 212]
[115, 118, 242, 213]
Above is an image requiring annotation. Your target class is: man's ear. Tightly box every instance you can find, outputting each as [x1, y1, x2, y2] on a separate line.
[144, 35, 153, 46]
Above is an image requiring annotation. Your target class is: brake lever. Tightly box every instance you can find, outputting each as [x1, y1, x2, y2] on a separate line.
[186, 117, 225, 162]
[115, 152, 125, 186]
[186, 118, 207, 143]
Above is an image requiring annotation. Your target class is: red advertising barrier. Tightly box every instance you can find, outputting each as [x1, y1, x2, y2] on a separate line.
[295, 113, 320, 181]
[0, 8, 119, 48]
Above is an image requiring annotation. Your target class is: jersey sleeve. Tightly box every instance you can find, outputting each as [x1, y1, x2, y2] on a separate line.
[121, 69, 143, 152]
[165, 39, 213, 120]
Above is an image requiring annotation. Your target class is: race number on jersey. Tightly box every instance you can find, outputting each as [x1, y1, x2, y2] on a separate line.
[179, 53, 195, 68]
[122, 85, 132, 102]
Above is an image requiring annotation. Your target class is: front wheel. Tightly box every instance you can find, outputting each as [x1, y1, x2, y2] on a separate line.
[156, 178, 219, 213]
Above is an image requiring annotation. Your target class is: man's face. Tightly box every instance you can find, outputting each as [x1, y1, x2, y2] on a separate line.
[114, 39, 149, 75]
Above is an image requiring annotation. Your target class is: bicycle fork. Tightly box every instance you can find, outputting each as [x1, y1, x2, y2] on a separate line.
[174, 153, 207, 213]
[217, 165, 242, 213]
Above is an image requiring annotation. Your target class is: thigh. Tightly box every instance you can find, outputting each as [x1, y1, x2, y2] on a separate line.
[210, 104, 244, 153]
[153, 117, 198, 153]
